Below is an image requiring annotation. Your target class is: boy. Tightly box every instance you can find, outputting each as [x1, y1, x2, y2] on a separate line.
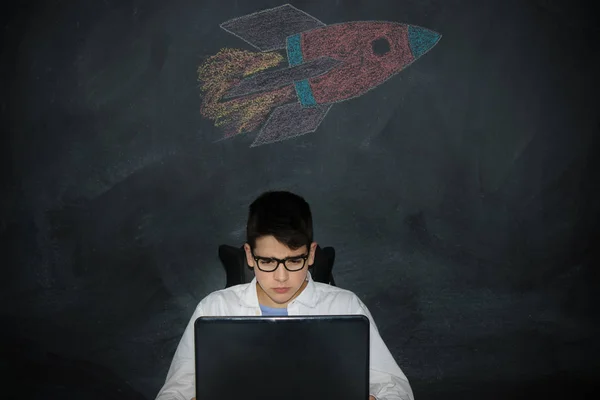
[156, 191, 414, 400]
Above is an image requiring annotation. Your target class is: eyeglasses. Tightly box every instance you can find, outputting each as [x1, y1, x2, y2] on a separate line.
[250, 250, 309, 272]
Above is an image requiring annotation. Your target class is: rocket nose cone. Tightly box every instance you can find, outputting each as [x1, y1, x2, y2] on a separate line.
[408, 25, 441, 58]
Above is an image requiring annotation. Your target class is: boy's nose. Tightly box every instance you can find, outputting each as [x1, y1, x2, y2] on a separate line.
[273, 264, 289, 280]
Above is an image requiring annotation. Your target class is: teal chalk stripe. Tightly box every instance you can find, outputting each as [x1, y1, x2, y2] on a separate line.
[286, 34, 315, 106]
[286, 34, 303, 66]
[294, 79, 317, 107]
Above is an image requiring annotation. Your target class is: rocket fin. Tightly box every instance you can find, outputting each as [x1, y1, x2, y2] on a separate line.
[220, 4, 325, 52]
[223, 56, 341, 99]
[252, 102, 332, 147]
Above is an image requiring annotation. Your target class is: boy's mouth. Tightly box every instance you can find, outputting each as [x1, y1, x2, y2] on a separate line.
[273, 287, 290, 294]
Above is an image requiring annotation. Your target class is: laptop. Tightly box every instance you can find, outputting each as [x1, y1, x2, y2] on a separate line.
[194, 315, 370, 400]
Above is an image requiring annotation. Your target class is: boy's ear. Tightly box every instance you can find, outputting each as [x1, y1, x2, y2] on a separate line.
[243, 243, 255, 268]
[308, 241, 317, 266]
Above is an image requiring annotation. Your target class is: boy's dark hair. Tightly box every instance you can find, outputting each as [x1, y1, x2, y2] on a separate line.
[246, 191, 313, 250]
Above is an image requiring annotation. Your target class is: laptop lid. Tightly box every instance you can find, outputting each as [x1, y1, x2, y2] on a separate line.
[194, 315, 370, 400]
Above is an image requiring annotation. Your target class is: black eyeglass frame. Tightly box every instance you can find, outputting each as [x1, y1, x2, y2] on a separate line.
[250, 249, 310, 272]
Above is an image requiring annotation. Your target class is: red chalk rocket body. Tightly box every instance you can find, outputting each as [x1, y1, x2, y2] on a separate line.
[299, 22, 419, 104]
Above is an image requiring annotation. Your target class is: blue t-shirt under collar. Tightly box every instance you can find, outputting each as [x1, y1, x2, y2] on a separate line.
[259, 303, 288, 316]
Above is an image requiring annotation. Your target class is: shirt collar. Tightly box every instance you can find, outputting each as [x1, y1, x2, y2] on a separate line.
[239, 271, 319, 308]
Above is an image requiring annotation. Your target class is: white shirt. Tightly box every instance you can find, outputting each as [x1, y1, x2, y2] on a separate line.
[156, 273, 414, 400]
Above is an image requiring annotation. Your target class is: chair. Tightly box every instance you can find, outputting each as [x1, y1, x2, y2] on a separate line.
[218, 244, 336, 288]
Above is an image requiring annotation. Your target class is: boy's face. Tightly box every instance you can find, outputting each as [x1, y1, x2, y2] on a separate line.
[244, 235, 317, 308]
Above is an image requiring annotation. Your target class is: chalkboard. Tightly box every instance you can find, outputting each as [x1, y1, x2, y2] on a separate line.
[1, 0, 598, 398]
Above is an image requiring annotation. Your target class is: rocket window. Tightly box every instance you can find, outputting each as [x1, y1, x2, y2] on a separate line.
[372, 38, 390, 56]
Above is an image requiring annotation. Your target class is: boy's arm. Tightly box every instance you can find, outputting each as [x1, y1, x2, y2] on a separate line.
[352, 297, 414, 400]
[155, 304, 205, 400]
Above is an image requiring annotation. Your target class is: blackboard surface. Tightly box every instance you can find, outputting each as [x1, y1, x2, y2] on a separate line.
[1, 0, 598, 398]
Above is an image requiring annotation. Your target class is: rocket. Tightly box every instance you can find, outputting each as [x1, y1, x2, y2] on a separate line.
[198, 4, 441, 147]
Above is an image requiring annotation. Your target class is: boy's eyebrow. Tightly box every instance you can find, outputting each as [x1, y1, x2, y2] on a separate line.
[253, 253, 308, 259]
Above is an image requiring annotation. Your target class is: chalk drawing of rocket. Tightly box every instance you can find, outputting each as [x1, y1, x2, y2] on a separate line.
[197, 4, 441, 147]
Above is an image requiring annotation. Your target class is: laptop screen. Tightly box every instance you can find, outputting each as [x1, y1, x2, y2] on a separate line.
[194, 315, 370, 400]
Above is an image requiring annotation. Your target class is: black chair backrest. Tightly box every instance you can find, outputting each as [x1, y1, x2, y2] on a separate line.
[218, 244, 336, 288]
